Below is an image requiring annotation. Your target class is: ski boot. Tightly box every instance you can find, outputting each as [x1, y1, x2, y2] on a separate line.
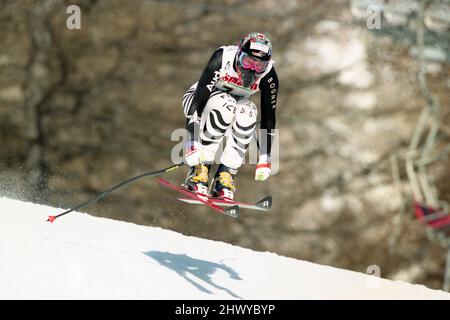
[184, 164, 210, 196]
[212, 164, 237, 200]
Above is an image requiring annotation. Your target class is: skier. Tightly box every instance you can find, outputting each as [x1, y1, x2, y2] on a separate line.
[182, 32, 279, 200]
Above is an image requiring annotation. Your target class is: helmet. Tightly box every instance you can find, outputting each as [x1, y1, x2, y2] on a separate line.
[236, 32, 272, 88]
[238, 32, 272, 61]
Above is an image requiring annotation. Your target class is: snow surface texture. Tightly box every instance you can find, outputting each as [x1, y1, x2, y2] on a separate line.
[0, 197, 449, 300]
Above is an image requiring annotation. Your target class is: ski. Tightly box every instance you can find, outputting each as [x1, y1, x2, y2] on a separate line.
[178, 195, 272, 212]
[157, 178, 239, 218]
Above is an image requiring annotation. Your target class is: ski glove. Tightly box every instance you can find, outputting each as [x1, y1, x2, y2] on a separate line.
[185, 140, 205, 167]
[255, 155, 271, 181]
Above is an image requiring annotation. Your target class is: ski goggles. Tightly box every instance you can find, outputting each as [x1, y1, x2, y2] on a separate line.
[238, 52, 269, 73]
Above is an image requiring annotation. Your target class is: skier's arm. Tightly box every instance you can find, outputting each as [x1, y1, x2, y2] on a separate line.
[185, 48, 223, 140]
[258, 67, 279, 159]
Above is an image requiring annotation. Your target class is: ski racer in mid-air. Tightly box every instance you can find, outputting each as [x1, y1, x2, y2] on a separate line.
[182, 32, 279, 200]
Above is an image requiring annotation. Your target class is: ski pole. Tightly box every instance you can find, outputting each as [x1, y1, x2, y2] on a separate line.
[47, 162, 185, 223]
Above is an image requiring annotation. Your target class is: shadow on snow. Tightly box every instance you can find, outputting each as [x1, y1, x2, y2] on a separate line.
[145, 250, 242, 299]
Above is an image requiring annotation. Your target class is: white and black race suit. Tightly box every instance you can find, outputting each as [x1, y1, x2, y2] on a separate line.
[183, 45, 279, 169]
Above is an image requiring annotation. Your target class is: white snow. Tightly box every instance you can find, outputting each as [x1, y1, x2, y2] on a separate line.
[0, 197, 449, 300]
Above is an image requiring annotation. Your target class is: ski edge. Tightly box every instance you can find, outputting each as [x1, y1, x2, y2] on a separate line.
[178, 195, 272, 212]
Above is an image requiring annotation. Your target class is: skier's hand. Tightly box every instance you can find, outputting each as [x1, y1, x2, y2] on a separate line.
[185, 141, 204, 167]
[255, 155, 271, 181]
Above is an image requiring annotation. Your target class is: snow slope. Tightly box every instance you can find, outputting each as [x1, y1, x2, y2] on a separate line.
[0, 197, 448, 300]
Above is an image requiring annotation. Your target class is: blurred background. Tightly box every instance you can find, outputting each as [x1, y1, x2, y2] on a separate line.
[1, 0, 449, 290]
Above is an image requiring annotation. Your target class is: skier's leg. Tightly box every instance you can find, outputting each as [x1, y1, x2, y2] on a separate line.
[221, 99, 257, 169]
[182, 84, 196, 117]
[213, 99, 257, 199]
[198, 92, 237, 162]
[183, 91, 237, 193]
[182, 84, 210, 193]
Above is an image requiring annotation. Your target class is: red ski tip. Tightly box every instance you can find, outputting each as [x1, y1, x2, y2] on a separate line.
[47, 216, 56, 223]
